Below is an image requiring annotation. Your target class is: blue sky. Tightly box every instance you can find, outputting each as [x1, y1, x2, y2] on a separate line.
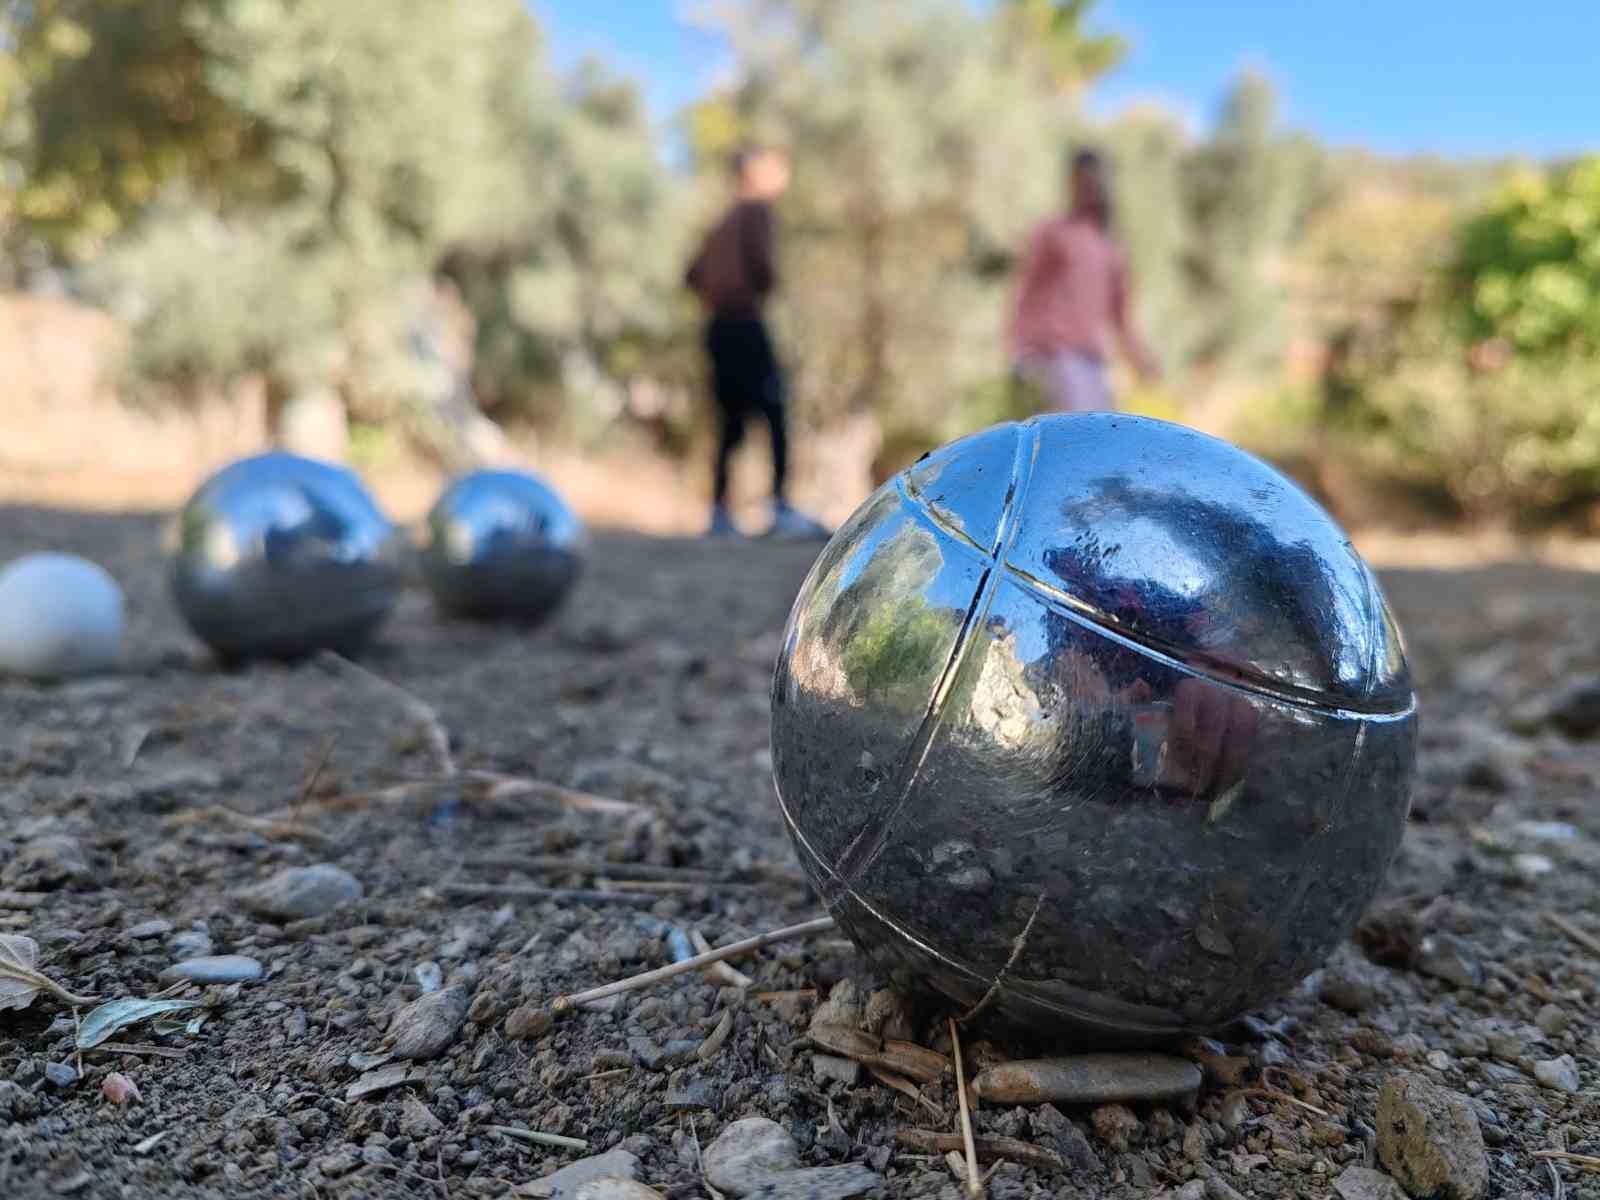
[534, 1, 1597, 160]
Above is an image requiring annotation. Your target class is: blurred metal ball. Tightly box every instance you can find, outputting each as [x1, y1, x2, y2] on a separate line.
[772, 413, 1418, 1042]
[420, 470, 585, 624]
[170, 451, 404, 661]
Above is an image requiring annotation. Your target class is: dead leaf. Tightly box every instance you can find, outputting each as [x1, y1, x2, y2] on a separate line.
[0, 933, 96, 1011]
[77, 998, 203, 1050]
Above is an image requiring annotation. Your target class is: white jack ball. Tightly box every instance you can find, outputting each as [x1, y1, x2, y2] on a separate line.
[0, 552, 126, 679]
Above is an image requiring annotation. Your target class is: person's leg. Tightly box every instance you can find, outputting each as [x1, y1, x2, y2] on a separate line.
[1056, 351, 1115, 413]
[751, 321, 828, 539]
[749, 320, 788, 501]
[706, 318, 748, 532]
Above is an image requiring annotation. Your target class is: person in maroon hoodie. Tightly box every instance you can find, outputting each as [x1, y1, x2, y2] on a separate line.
[686, 144, 827, 539]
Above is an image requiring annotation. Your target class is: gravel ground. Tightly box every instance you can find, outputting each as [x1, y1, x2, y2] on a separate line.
[0, 503, 1597, 1200]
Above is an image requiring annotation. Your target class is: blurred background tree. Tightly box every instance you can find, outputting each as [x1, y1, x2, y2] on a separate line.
[0, 0, 1596, 528]
[4, 0, 683, 465]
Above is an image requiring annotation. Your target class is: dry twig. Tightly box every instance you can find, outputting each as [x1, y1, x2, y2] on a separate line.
[489, 1125, 587, 1151]
[1236, 1087, 1331, 1119]
[950, 1018, 982, 1198]
[551, 916, 835, 1012]
[441, 883, 661, 908]
[467, 855, 718, 883]
[690, 928, 754, 988]
[1544, 912, 1600, 958]
[162, 805, 331, 846]
[319, 652, 455, 777]
[895, 1129, 1064, 1172]
[292, 735, 338, 816]
[1535, 1150, 1600, 1173]
[867, 1063, 943, 1118]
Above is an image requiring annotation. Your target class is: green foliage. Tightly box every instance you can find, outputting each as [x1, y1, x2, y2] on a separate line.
[1336, 315, 1600, 519]
[1182, 71, 1328, 374]
[1264, 155, 1600, 525]
[840, 596, 954, 704]
[2, 0, 263, 260]
[995, 0, 1127, 94]
[18, 0, 682, 453]
[1456, 159, 1600, 355]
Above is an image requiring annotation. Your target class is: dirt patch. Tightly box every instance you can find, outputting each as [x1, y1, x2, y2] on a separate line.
[0, 506, 1597, 1198]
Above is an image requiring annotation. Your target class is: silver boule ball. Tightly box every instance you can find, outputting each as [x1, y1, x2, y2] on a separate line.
[170, 451, 404, 661]
[420, 470, 585, 624]
[772, 413, 1418, 1042]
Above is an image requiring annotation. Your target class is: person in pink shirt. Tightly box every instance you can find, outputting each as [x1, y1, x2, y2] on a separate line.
[1009, 148, 1159, 412]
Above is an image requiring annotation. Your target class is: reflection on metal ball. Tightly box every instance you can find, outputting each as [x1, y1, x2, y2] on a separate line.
[170, 451, 405, 661]
[772, 413, 1418, 1042]
[420, 470, 585, 624]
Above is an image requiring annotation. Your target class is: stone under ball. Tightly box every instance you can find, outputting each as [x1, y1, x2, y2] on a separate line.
[771, 412, 1417, 1042]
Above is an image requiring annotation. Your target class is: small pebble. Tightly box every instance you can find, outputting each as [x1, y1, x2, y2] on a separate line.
[43, 1062, 77, 1090]
[1535, 1004, 1569, 1037]
[1375, 1072, 1488, 1200]
[664, 1079, 719, 1111]
[1219, 1091, 1250, 1132]
[574, 1183, 667, 1200]
[1510, 852, 1554, 882]
[170, 930, 214, 957]
[1415, 934, 1481, 990]
[237, 863, 363, 920]
[1091, 1104, 1140, 1154]
[414, 962, 443, 993]
[1319, 972, 1374, 1014]
[101, 1072, 141, 1105]
[505, 1005, 552, 1040]
[812, 1053, 861, 1087]
[702, 1118, 799, 1194]
[1533, 1054, 1579, 1094]
[1333, 1165, 1408, 1200]
[1031, 1104, 1103, 1174]
[159, 955, 263, 985]
[386, 987, 468, 1061]
[124, 919, 173, 940]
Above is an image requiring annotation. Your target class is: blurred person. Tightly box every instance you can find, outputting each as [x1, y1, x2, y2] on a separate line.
[685, 144, 827, 539]
[1009, 148, 1160, 413]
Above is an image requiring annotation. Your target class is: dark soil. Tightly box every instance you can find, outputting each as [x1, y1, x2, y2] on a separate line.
[1, 504, 1597, 1199]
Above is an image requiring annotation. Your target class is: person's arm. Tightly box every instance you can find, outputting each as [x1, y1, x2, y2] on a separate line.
[1110, 250, 1159, 382]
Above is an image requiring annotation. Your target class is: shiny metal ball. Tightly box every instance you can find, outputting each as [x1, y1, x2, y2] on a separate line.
[772, 413, 1418, 1042]
[170, 451, 405, 661]
[420, 470, 585, 624]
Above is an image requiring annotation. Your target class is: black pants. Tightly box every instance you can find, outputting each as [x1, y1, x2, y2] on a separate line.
[706, 315, 787, 505]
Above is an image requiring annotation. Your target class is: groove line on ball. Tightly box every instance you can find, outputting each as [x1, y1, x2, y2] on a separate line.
[996, 562, 1416, 720]
[831, 422, 1042, 893]
[895, 476, 992, 559]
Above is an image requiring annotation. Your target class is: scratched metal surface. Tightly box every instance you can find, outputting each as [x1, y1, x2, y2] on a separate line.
[771, 413, 1418, 1042]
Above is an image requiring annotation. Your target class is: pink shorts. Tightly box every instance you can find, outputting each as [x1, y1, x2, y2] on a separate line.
[1015, 351, 1114, 414]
